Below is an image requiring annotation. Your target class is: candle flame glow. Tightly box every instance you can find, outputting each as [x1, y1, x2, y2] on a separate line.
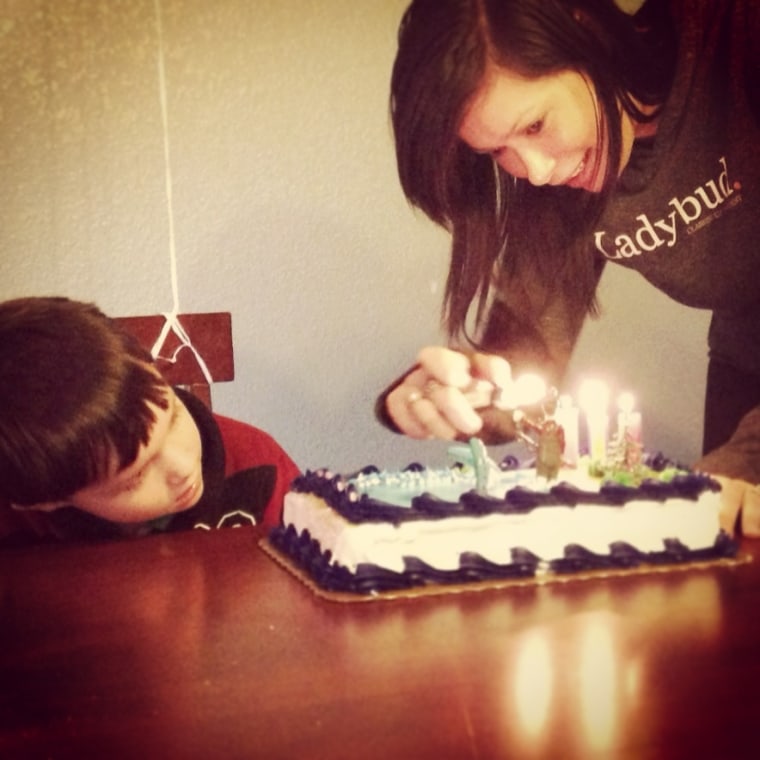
[578, 379, 610, 414]
[617, 392, 635, 414]
[513, 374, 547, 407]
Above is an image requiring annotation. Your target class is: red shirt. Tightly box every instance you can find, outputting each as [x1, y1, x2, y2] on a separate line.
[214, 412, 300, 527]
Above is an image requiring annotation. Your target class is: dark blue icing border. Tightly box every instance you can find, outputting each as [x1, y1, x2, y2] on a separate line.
[287, 468, 722, 525]
[269, 525, 738, 595]
[274, 465, 732, 595]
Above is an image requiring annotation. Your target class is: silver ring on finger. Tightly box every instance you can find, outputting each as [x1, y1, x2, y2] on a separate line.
[408, 390, 423, 406]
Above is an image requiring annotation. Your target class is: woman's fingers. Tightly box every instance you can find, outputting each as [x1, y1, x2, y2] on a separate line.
[421, 378, 483, 436]
[715, 476, 743, 535]
[741, 484, 760, 537]
[386, 346, 515, 440]
[469, 352, 513, 390]
[386, 370, 436, 439]
[713, 475, 760, 537]
[417, 346, 473, 386]
[387, 376, 481, 440]
[418, 347, 513, 390]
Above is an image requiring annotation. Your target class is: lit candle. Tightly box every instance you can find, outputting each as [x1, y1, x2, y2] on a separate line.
[555, 393, 579, 466]
[579, 379, 609, 463]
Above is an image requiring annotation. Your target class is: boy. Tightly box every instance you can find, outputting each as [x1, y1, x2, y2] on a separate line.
[0, 297, 301, 546]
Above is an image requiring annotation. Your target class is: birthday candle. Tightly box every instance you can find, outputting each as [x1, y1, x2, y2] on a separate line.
[579, 379, 609, 463]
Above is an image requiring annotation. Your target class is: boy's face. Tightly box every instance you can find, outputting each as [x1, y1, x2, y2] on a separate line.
[61, 388, 204, 523]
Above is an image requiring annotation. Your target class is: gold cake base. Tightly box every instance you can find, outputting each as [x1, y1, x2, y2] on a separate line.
[259, 537, 752, 604]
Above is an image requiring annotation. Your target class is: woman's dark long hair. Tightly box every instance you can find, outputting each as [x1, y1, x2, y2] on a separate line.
[391, 0, 676, 347]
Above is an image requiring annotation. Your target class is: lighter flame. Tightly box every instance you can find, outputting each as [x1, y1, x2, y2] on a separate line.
[512, 373, 547, 407]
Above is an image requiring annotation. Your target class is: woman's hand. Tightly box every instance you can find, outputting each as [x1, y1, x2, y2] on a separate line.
[385, 347, 513, 440]
[713, 475, 760, 537]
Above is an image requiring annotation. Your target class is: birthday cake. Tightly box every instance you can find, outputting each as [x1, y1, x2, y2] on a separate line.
[268, 447, 736, 597]
[268, 382, 738, 597]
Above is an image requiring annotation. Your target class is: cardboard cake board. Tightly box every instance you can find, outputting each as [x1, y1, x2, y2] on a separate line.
[259, 537, 752, 604]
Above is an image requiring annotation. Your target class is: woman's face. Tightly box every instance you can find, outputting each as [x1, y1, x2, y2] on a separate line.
[458, 65, 635, 193]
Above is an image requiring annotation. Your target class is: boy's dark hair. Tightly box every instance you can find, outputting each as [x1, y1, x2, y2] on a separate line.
[0, 297, 169, 506]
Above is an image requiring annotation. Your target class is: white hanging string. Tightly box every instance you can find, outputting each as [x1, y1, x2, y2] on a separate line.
[151, 0, 213, 384]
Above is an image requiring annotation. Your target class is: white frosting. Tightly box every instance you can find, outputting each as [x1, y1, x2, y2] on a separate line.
[283, 467, 723, 574]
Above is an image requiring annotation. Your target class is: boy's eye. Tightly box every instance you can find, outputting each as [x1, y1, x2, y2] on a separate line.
[122, 467, 147, 492]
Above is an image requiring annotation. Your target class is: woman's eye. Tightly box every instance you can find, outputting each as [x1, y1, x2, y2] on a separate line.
[525, 119, 544, 135]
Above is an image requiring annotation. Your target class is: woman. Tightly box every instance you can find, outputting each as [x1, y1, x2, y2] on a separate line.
[378, 0, 760, 534]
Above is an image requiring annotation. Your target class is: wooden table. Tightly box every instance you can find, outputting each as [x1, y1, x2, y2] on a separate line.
[1, 527, 759, 759]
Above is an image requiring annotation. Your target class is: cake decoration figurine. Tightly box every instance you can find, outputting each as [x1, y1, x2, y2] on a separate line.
[468, 437, 495, 493]
[612, 392, 643, 469]
[447, 437, 502, 494]
[554, 394, 579, 465]
[513, 387, 566, 481]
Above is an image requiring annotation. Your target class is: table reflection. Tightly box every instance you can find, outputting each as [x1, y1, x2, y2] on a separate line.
[0, 526, 754, 759]
[513, 630, 553, 740]
[578, 617, 617, 750]
[502, 571, 722, 756]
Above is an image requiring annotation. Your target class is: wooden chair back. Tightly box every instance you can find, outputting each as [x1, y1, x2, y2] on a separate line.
[114, 312, 234, 409]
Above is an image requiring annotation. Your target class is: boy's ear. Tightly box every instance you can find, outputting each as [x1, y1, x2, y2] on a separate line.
[12, 500, 69, 513]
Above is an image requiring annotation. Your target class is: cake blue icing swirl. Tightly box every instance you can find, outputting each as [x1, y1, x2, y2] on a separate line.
[270, 456, 736, 596]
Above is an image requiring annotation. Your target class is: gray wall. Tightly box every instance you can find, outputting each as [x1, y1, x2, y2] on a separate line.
[0, 0, 710, 472]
